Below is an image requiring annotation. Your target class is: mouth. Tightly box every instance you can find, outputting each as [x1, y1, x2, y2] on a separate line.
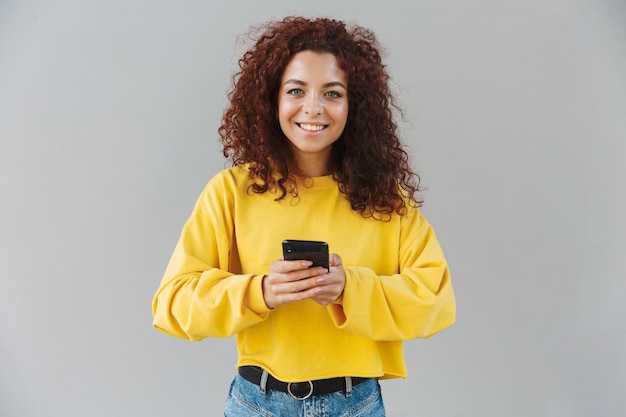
[297, 123, 327, 132]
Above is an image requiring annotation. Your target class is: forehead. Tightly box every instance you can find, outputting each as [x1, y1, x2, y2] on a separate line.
[281, 51, 347, 84]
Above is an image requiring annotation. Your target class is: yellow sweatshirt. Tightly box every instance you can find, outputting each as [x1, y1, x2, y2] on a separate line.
[152, 165, 455, 381]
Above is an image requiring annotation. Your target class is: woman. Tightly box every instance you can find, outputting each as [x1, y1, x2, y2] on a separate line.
[152, 16, 455, 416]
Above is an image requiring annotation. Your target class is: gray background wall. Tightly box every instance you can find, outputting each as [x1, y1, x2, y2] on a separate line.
[1, 0, 625, 416]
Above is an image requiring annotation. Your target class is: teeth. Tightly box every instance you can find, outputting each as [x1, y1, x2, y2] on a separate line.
[299, 123, 325, 132]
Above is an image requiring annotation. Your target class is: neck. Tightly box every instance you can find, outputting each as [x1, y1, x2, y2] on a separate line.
[292, 149, 335, 177]
[294, 158, 334, 177]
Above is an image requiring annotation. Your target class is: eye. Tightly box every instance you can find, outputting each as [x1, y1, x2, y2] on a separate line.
[287, 88, 304, 96]
[325, 91, 343, 99]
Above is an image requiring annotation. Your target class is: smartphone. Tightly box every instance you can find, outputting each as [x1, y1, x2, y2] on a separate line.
[282, 240, 329, 269]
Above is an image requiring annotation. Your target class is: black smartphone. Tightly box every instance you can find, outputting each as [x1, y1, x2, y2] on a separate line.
[282, 240, 329, 269]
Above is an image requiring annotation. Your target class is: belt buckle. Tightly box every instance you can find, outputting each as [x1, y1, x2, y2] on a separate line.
[287, 380, 314, 400]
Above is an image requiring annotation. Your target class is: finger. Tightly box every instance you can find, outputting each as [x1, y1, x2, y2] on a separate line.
[329, 253, 342, 267]
[264, 265, 329, 308]
[284, 266, 327, 283]
[264, 275, 320, 308]
[311, 283, 344, 306]
[276, 259, 313, 273]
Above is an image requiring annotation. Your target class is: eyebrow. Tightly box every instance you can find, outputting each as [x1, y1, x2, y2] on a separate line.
[283, 79, 347, 90]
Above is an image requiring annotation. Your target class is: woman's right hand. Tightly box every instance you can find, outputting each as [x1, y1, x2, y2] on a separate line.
[262, 259, 328, 309]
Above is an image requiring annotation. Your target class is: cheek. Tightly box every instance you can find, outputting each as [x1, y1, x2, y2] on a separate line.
[278, 101, 296, 122]
[277, 103, 293, 134]
[334, 105, 349, 126]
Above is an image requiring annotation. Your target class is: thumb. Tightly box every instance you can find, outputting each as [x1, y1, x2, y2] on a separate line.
[329, 253, 342, 267]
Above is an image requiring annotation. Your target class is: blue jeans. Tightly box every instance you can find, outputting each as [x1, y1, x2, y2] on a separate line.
[224, 374, 386, 417]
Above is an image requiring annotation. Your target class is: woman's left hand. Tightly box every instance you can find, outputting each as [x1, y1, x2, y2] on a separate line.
[311, 253, 345, 306]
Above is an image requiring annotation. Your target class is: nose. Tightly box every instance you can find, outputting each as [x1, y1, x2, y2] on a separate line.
[303, 93, 323, 115]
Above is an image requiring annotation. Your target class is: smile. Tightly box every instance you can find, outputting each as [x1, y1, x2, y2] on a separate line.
[297, 123, 327, 132]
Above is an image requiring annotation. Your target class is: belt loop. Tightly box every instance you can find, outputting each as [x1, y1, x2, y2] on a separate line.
[260, 369, 269, 395]
[344, 376, 353, 398]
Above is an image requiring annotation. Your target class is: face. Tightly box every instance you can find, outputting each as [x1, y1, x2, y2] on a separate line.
[278, 51, 348, 174]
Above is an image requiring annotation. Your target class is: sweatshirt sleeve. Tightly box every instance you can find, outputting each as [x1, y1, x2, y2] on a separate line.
[327, 210, 456, 341]
[152, 176, 271, 341]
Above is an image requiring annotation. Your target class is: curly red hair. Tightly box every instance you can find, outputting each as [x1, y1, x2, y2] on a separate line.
[219, 16, 422, 218]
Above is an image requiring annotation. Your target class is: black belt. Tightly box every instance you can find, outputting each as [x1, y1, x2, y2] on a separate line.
[238, 366, 369, 400]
